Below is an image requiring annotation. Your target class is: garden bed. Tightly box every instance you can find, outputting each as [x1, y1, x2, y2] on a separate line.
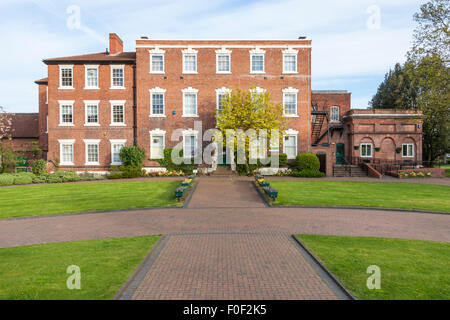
[389, 168, 445, 178]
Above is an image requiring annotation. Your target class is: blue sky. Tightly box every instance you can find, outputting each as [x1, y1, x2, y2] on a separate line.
[0, 0, 425, 113]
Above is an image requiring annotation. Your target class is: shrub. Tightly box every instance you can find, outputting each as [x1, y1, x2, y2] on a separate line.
[13, 173, 34, 185]
[0, 174, 14, 186]
[46, 174, 63, 183]
[120, 166, 145, 178]
[278, 153, 288, 167]
[152, 148, 198, 174]
[294, 153, 320, 172]
[293, 169, 325, 178]
[32, 174, 48, 184]
[79, 172, 106, 181]
[31, 159, 47, 176]
[120, 146, 146, 168]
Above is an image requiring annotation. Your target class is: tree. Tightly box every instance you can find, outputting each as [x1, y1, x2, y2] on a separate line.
[370, 63, 417, 110]
[405, 55, 450, 161]
[408, 0, 449, 62]
[0, 106, 12, 140]
[0, 106, 16, 173]
[216, 88, 287, 174]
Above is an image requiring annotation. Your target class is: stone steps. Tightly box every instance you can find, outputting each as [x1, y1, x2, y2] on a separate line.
[333, 165, 367, 177]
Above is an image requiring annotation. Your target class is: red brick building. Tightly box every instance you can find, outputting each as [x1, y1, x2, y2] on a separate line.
[27, 33, 422, 176]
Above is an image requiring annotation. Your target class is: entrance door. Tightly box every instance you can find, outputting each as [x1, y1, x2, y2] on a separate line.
[336, 143, 345, 164]
[317, 153, 326, 173]
[219, 148, 231, 166]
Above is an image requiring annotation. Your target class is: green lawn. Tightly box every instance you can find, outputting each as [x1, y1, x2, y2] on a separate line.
[296, 234, 450, 300]
[0, 181, 181, 219]
[269, 181, 450, 213]
[0, 235, 161, 300]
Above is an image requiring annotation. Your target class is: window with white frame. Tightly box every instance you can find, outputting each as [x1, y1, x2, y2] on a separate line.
[283, 131, 298, 159]
[59, 140, 75, 165]
[85, 101, 99, 125]
[360, 143, 373, 158]
[402, 143, 414, 157]
[216, 87, 231, 112]
[283, 48, 298, 73]
[110, 140, 126, 165]
[250, 48, 265, 73]
[59, 101, 74, 125]
[150, 48, 165, 73]
[110, 101, 125, 125]
[85, 65, 99, 89]
[183, 134, 197, 158]
[111, 65, 124, 88]
[59, 65, 73, 88]
[283, 87, 299, 116]
[150, 130, 166, 159]
[250, 136, 267, 159]
[149, 87, 166, 116]
[182, 48, 198, 73]
[182, 87, 198, 117]
[250, 87, 266, 107]
[330, 106, 340, 122]
[216, 48, 231, 73]
[84, 140, 100, 165]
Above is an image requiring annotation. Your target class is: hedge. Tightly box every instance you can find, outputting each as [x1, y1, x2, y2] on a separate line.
[294, 153, 320, 172]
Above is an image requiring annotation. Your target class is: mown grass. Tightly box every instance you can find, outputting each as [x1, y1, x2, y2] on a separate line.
[270, 181, 450, 213]
[0, 236, 161, 300]
[296, 234, 450, 300]
[0, 181, 181, 219]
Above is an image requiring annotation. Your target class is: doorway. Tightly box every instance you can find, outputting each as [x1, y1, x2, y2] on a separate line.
[336, 143, 345, 164]
[317, 153, 326, 174]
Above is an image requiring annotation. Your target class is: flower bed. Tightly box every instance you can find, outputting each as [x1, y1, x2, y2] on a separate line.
[389, 168, 445, 178]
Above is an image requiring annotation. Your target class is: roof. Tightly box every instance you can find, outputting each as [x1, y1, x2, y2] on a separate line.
[43, 51, 136, 64]
[34, 77, 48, 84]
[1, 113, 39, 138]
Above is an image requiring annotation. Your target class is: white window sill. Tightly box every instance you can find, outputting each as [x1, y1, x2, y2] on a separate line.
[282, 71, 298, 74]
[58, 87, 74, 90]
[110, 123, 126, 127]
[84, 87, 100, 90]
[84, 124, 100, 127]
[250, 71, 265, 74]
[111, 162, 122, 166]
[59, 123, 74, 127]
[216, 71, 232, 74]
[284, 115, 299, 118]
[182, 71, 198, 74]
[150, 71, 165, 74]
[360, 156, 373, 158]
[60, 163, 74, 166]
[402, 156, 414, 158]
[150, 114, 166, 118]
[182, 115, 199, 118]
[110, 87, 126, 90]
[330, 120, 340, 123]
[85, 162, 100, 166]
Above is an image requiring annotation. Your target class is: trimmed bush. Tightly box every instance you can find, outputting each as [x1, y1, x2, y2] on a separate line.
[0, 174, 14, 186]
[53, 171, 82, 182]
[278, 153, 288, 167]
[31, 159, 47, 176]
[293, 169, 325, 178]
[47, 174, 63, 183]
[120, 166, 145, 178]
[32, 175, 48, 184]
[294, 153, 320, 172]
[13, 173, 34, 185]
[120, 146, 146, 168]
[152, 148, 198, 174]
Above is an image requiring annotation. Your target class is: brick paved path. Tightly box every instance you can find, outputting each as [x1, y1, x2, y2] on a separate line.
[1, 177, 449, 300]
[129, 234, 339, 300]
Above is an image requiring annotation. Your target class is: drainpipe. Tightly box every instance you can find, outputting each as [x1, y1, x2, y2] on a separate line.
[132, 63, 137, 146]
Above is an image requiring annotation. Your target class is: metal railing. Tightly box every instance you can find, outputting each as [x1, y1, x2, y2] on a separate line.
[348, 157, 446, 176]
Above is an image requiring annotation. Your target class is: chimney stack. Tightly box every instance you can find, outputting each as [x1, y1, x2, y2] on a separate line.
[109, 33, 123, 55]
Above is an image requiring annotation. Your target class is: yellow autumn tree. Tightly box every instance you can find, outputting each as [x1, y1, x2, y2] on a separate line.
[215, 88, 287, 174]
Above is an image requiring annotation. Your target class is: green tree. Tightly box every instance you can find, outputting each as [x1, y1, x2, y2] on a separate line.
[408, 0, 449, 62]
[216, 88, 287, 174]
[370, 63, 417, 110]
[405, 55, 450, 161]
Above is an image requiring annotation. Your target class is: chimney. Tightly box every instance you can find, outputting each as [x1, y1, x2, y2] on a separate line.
[109, 33, 123, 55]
